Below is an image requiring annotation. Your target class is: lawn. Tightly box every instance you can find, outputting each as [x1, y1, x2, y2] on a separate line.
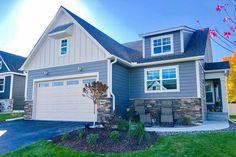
[2, 132, 236, 157]
[230, 115, 236, 122]
[0, 113, 24, 122]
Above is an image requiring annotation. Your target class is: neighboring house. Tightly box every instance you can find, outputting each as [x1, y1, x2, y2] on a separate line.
[20, 6, 230, 124]
[0, 50, 26, 112]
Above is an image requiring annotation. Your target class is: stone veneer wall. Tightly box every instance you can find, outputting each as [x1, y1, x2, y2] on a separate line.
[130, 98, 202, 124]
[23, 98, 112, 121]
[0, 99, 13, 112]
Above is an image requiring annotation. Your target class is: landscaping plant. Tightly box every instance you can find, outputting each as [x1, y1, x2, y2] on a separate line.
[117, 118, 129, 132]
[87, 133, 99, 146]
[130, 122, 150, 144]
[61, 132, 69, 142]
[182, 117, 192, 126]
[109, 131, 120, 141]
[76, 129, 84, 141]
[82, 81, 108, 126]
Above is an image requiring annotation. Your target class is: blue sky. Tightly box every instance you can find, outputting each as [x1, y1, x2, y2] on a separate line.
[0, 0, 233, 61]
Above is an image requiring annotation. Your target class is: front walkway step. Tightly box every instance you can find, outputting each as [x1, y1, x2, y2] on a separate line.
[207, 112, 228, 121]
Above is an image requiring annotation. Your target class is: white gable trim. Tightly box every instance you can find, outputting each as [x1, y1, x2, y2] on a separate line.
[20, 7, 112, 71]
[0, 56, 10, 71]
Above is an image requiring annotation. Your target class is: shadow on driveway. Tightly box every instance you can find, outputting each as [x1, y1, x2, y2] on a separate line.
[0, 120, 86, 155]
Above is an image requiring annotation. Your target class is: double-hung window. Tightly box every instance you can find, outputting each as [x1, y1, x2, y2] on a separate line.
[145, 66, 179, 93]
[60, 39, 68, 55]
[151, 35, 173, 56]
[0, 78, 5, 92]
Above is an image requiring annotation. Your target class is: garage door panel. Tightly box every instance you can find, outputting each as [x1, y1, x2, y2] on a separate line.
[35, 77, 96, 122]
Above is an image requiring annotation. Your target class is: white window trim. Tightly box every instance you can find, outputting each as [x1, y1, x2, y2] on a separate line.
[0, 77, 5, 93]
[59, 38, 69, 56]
[151, 34, 174, 56]
[144, 65, 180, 93]
[206, 81, 215, 104]
[0, 61, 2, 70]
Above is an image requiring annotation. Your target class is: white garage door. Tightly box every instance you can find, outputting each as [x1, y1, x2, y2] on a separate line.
[35, 77, 97, 122]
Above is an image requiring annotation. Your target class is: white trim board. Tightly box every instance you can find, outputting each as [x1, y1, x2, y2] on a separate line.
[195, 61, 201, 98]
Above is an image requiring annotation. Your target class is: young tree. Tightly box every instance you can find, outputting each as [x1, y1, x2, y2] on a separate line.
[222, 53, 236, 102]
[82, 81, 108, 126]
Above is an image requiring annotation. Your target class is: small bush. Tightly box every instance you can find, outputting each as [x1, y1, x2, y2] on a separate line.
[76, 129, 84, 141]
[87, 133, 99, 146]
[61, 132, 69, 142]
[109, 131, 120, 141]
[130, 122, 150, 144]
[182, 117, 192, 125]
[117, 119, 129, 132]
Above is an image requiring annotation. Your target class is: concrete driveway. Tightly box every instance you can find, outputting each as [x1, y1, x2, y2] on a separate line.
[0, 120, 85, 155]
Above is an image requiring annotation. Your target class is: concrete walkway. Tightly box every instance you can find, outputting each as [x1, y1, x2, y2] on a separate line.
[146, 121, 229, 132]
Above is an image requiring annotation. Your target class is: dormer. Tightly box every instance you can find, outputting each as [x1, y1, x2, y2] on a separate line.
[140, 26, 195, 58]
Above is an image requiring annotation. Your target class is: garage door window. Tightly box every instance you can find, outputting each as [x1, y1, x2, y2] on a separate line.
[82, 78, 96, 84]
[67, 80, 79, 86]
[39, 82, 49, 88]
[52, 81, 64, 86]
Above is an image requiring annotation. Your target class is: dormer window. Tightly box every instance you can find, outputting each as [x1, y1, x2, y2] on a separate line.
[60, 39, 68, 55]
[151, 34, 173, 56]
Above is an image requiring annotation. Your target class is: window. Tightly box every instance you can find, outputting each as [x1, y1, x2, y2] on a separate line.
[52, 81, 64, 87]
[82, 78, 96, 84]
[145, 66, 179, 93]
[0, 78, 4, 92]
[60, 39, 68, 55]
[67, 80, 79, 86]
[39, 82, 49, 88]
[151, 35, 173, 56]
[0, 61, 2, 70]
[206, 81, 215, 104]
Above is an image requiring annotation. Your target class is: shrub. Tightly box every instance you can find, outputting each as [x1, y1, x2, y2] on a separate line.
[61, 132, 69, 142]
[117, 119, 129, 132]
[182, 117, 192, 125]
[76, 129, 84, 141]
[109, 131, 120, 141]
[130, 122, 150, 144]
[87, 133, 99, 146]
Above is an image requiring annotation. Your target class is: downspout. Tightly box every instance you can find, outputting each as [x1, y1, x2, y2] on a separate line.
[110, 58, 118, 112]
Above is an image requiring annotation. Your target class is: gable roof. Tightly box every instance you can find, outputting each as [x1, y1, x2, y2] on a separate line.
[48, 23, 73, 34]
[0, 50, 26, 73]
[204, 61, 230, 71]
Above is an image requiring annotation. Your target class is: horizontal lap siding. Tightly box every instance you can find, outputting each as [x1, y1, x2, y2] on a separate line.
[144, 31, 181, 58]
[0, 76, 11, 99]
[112, 63, 129, 117]
[129, 61, 197, 99]
[27, 60, 107, 100]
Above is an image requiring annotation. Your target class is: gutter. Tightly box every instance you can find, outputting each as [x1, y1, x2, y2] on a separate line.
[110, 57, 118, 112]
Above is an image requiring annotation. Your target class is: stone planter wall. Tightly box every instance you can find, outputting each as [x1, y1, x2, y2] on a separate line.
[97, 98, 113, 122]
[130, 98, 202, 124]
[0, 99, 13, 112]
[24, 101, 33, 120]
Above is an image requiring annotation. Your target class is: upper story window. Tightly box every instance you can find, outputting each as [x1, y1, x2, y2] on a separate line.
[145, 65, 179, 93]
[0, 78, 5, 92]
[151, 35, 173, 56]
[60, 39, 68, 56]
[0, 61, 2, 69]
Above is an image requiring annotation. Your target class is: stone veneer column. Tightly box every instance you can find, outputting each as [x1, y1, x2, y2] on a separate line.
[24, 101, 33, 120]
[0, 99, 13, 112]
[97, 98, 113, 122]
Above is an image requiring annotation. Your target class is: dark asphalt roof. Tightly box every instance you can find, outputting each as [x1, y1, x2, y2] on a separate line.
[0, 50, 26, 73]
[204, 61, 230, 71]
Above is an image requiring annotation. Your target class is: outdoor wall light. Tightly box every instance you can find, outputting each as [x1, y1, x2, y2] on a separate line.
[43, 71, 48, 75]
[78, 66, 83, 71]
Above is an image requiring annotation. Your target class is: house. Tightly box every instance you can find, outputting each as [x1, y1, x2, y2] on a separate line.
[20, 6, 230, 124]
[0, 50, 26, 112]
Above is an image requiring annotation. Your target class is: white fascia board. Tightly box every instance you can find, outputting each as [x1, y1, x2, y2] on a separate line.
[0, 56, 10, 71]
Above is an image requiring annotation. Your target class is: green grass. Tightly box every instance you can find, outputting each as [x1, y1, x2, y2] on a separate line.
[230, 115, 236, 122]
[0, 113, 24, 122]
[2, 132, 236, 157]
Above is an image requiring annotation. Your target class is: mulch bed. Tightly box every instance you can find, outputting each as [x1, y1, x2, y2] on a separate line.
[52, 128, 159, 153]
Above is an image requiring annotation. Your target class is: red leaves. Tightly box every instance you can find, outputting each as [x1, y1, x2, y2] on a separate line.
[230, 27, 235, 32]
[224, 32, 231, 39]
[216, 5, 222, 11]
[223, 17, 231, 22]
[208, 29, 217, 38]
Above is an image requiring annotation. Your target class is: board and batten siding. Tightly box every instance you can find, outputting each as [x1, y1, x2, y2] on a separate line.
[24, 12, 109, 71]
[129, 61, 197, 99]
[26, 60, 107, 100]
[0, 76, 11, 99]
[12, 75, 26, 110]
[144, 31, 181, 58]
[112, 63, 129, 118]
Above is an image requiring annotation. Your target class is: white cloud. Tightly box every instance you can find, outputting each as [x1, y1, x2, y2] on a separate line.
[0, 0, 93, 57]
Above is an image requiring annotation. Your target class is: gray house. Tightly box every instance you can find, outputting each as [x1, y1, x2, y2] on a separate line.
[21, 6, 230, 124]
[0, 50, 26, 112]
